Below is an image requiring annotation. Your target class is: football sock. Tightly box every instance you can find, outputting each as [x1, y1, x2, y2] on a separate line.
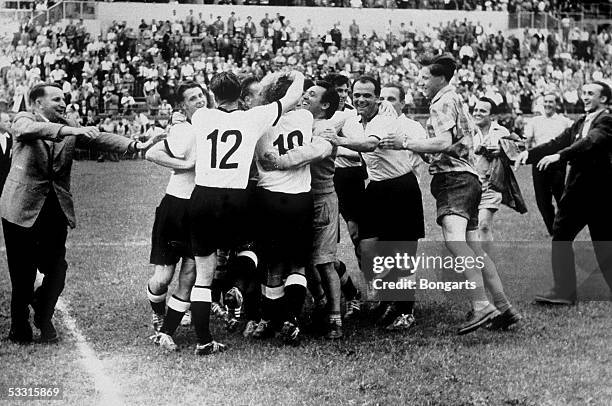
[161, 295, 190, 336]
[147, 285, 167, 315]
[335, 260, 359, 300]
[244, 279, 261, 321]
[190, 285, 212, 344]
[231, 250, 258, 296]
[261, 284, 285, 323]
[480, 254, 511, 313]
[284, 273, 307, 321]
[210, 279, 222, 303]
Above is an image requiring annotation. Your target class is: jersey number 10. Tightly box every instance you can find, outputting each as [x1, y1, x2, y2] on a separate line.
[272, 130, 304, 155]
[207, 129, 242, 169]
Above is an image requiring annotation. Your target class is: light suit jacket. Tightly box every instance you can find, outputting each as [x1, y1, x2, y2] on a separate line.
[0, 111, 132, 228]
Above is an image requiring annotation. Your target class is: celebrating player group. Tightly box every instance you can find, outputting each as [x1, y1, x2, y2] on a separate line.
[142, 54, 528, 356]
[8, 52, 611, 353]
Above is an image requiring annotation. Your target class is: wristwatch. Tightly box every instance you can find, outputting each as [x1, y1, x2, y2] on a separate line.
[401, 135, 410, 149]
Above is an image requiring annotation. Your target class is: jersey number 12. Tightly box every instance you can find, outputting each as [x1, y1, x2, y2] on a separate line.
[207, 129, 242, 169]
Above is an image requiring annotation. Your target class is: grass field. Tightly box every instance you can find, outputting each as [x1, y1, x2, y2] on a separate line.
[0, 160, 610, 406]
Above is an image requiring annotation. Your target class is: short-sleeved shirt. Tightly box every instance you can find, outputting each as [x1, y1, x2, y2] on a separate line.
[342, 113, 415, 182]
[187, 102, 282, 189]
[163, 122, 196, 199]
[425, 85, 479, 177]
[525, 113, 573, 147]
[395, 114, 427, 183]
[256, 109, 314, 194]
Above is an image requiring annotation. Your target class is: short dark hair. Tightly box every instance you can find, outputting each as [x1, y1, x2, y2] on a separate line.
[421, 54, 457, 82]
[210, 72, 242, 103]
[592, 81, 612, 104]
[324, 73, 350, 88]
[261, 73, 293, 104]
[478, 97, 497, 114]
[176, 81, 204, 104]
[352, 75, 381, 97]
[315, 80, 340, 120]
[240, 76, 260, 100]
[382, 83, 406, 104]
[303, 78, 315, 92]
[28, 83, 61, 104]
[542, 92, 559, 103]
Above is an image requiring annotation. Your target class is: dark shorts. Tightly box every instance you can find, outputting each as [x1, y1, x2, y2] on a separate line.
[189, 186, 255, 256]
[360, 172, 425, 241]
[333, 166, 366, 225]
[150, 194, 193, 265]
[430, 172, 482, 231]
[255, 188, 313, 267]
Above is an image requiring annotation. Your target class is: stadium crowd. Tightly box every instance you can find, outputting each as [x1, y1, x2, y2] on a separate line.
[2, 0, 588, 12]
[1, 8, 610, 137]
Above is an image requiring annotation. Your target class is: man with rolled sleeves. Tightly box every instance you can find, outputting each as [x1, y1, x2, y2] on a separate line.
[2, 83, 153, 343]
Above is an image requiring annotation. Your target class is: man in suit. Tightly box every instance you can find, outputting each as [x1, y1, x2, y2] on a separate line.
[516, 81, 612, 304]
[0, 112, 12, 194]
[2, 84, 153, 343]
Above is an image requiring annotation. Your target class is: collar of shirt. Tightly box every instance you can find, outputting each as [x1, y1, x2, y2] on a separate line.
[430, 84, 454, 106]
[581, 108, 606, 138]
[0, 131, 8, 153]
[358, 109, 379, 125]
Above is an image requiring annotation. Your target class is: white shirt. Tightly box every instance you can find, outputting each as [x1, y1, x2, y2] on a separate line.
[581, 109, 605, 139]
[332, 107, 360, 168]
[395, 115, 427, 183]
[525, 113, 573, 147]
[0, 131, 9, 155]
[342, 113, 415, 182]
[256, 109, 314, 194]
[164, 122, 196, 199]
[188, 102, 282, 189]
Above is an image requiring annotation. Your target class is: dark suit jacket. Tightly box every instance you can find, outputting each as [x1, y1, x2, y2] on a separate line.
[0, 111, 133, 228]
[527, 109, 612, 198]
[0, 129, 12, 194]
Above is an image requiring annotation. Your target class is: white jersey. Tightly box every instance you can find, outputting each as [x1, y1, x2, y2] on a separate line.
[163, 122, 196, 199]
[332, 106, 361, 168]
[342, 113, 416, 182]
[256, 109, 314, 194]
[189, 102, 282, 189]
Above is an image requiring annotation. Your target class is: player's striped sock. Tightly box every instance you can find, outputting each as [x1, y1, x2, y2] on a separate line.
[284, 273, 307, 321]
[261, 284, 285, 323]
[232, 250, 258, 293]
[147, 285, 167, 316]
[190, 285, 213, 344]
[160, 295, 190, 336]
[335, 261, 360, 300]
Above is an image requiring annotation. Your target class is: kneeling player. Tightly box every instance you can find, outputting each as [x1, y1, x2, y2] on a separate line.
[145, 81, 208, 351]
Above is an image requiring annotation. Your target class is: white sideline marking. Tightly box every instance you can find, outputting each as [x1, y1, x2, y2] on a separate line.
[55, 298, 125, 406]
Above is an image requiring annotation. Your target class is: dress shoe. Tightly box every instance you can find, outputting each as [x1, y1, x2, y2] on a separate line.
[33, 313, 59, 343]
[457, 304, 500, 335]
[8, 323, 33, 344]
[36, 320, 59, 344]
[534, 290, 576, 305]
[488, 307, 522, 330]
